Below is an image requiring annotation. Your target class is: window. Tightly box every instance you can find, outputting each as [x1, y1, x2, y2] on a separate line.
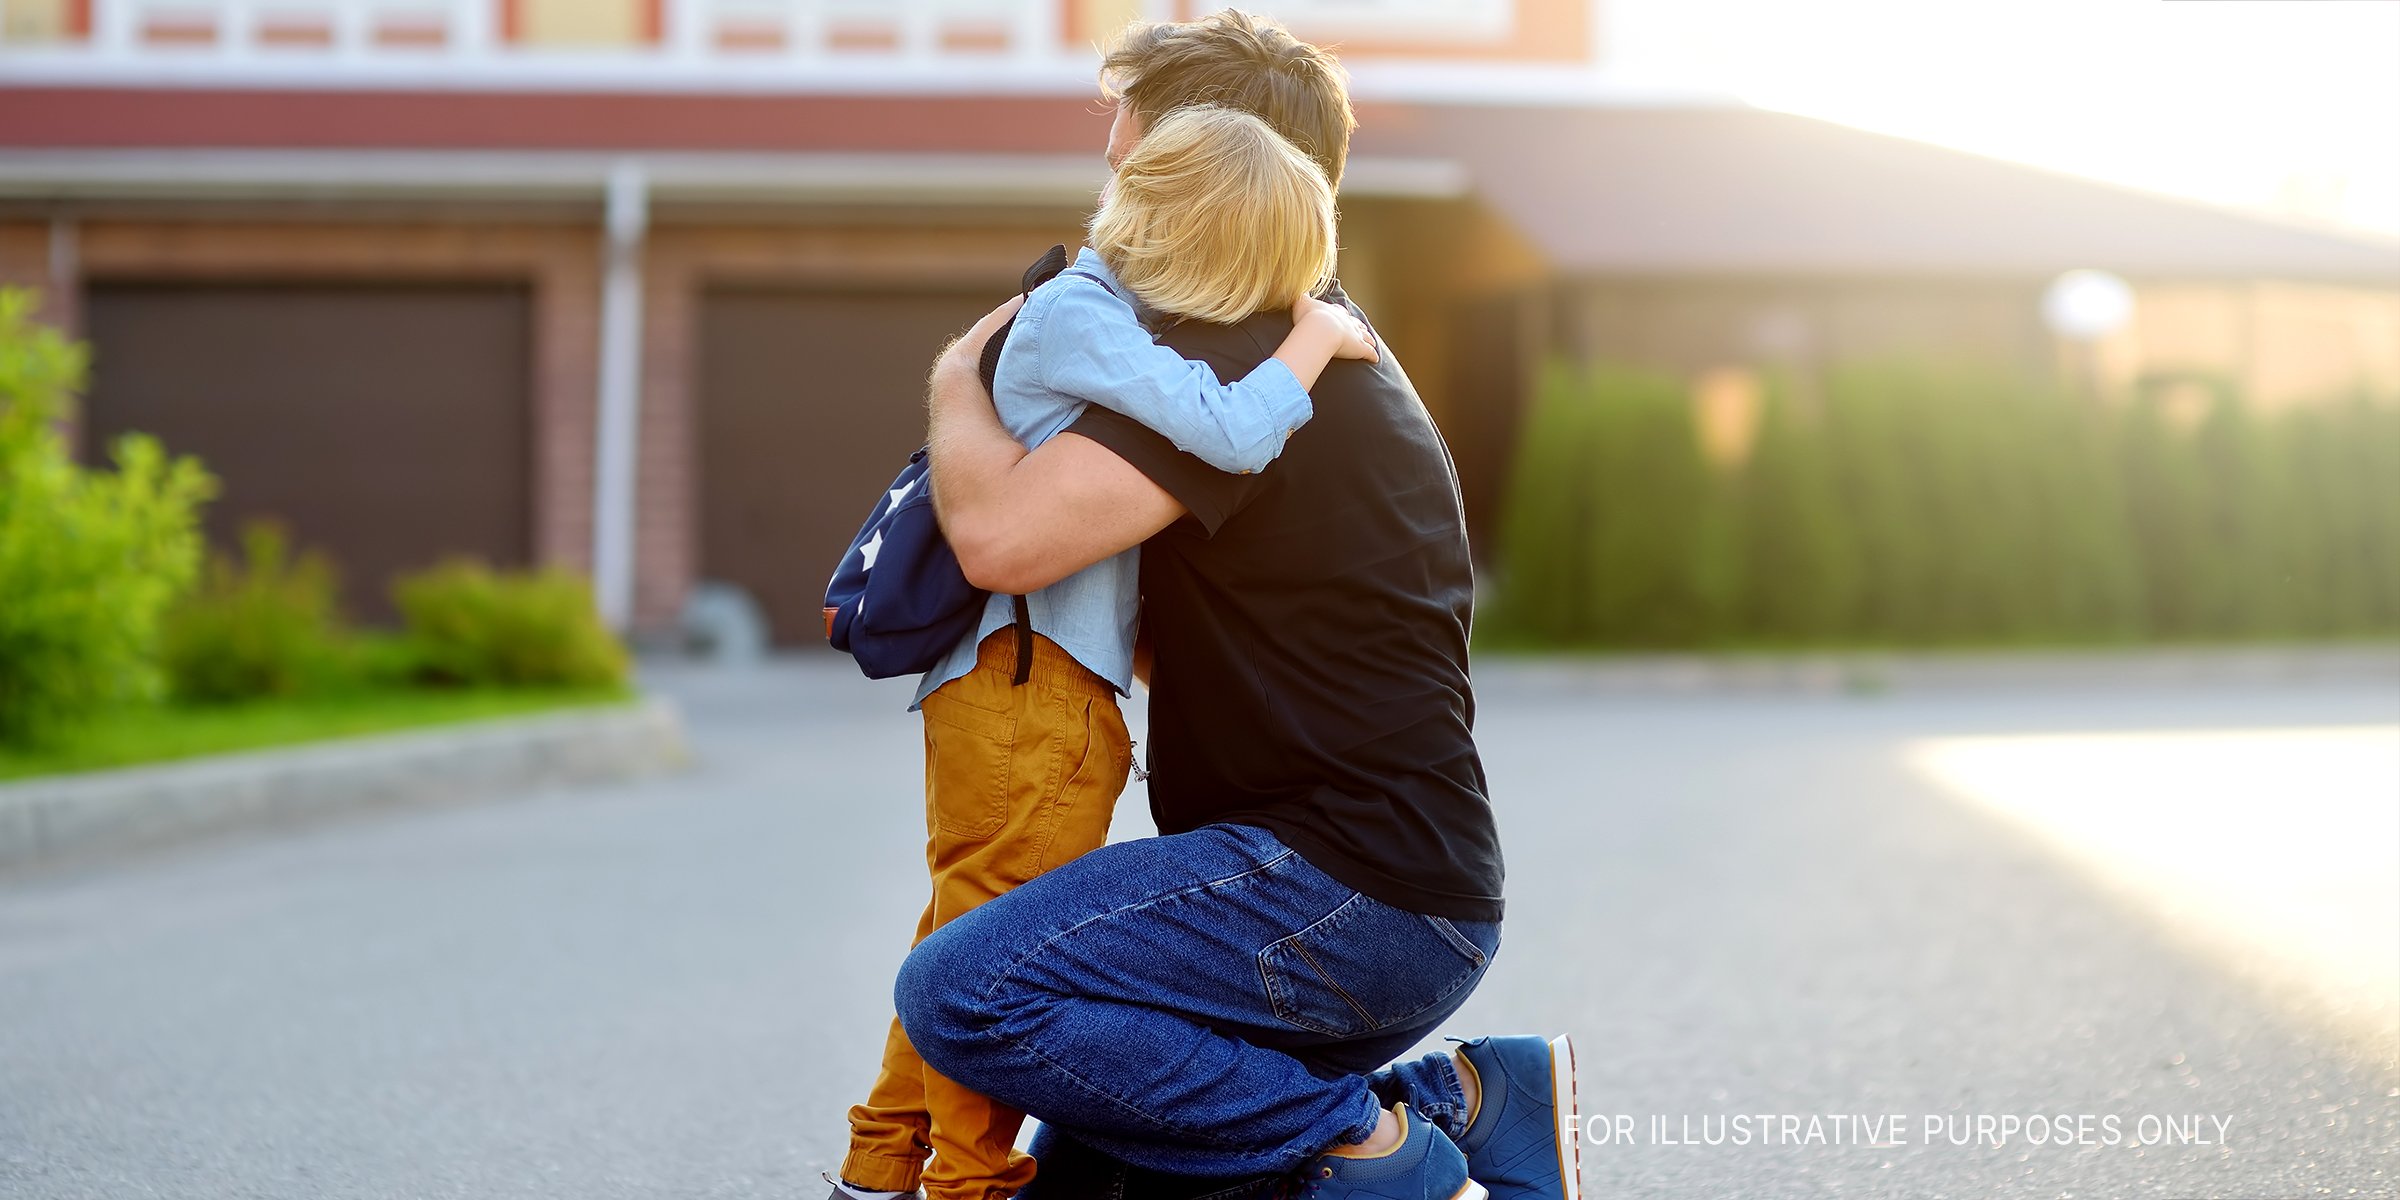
[506, 0, 657, 46]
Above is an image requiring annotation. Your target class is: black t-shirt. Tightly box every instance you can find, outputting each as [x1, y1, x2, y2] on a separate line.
[1065, 285, 1503, 921]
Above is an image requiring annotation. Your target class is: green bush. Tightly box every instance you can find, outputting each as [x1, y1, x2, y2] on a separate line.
[1803, 361, 2145, 643]
[1490, 355, 2399, 648]
[394, 561, 629, 689]
[0, 290, 214, 743]
[162, 523, 352, 703]
[1490, 364, 1605, 643]
[1734, 377, 1855, 640]
[1491, 363, 1737, 646]
[343, 632, 429, 691]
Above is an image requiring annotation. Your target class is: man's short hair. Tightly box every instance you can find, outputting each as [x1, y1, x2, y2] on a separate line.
[1099, 8, 1356, 191]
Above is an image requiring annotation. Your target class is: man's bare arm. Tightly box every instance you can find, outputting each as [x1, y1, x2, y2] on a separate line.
[926, 295, 1187, 595]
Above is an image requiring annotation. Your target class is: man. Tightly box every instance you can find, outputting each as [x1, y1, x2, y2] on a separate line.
[894, 12, 1577, 1200]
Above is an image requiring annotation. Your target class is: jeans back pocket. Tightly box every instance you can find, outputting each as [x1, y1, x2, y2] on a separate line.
[1258, 893, 1494, 1039]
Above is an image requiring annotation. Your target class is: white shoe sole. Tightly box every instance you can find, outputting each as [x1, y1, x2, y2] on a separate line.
[1550, 1034, 1581, 1200]
[1450, 1181, 1491, 1200]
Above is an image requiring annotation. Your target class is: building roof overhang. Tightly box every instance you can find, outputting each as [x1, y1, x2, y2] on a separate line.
[0, 147, 1470, 208]
[3, 86, 2392, 284]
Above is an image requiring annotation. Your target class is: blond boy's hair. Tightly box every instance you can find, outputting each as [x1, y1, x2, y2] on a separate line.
[1087, 104, 1338, 326]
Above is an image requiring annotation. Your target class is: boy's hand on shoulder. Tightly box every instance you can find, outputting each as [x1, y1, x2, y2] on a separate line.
[1293, 294, 1378, 364]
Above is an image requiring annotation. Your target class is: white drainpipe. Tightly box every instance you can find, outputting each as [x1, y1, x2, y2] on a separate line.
[592, 158, 647, 631]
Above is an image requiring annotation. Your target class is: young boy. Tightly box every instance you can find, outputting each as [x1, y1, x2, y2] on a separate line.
[830, 105, 1374, 1200]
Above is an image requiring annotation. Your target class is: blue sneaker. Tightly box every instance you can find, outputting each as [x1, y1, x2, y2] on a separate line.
[1452, 1035, 1579, 1200]
[1303, 1104, 1487, 1200]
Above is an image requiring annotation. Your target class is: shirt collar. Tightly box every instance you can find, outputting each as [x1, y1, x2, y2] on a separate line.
[1071, 246, 1172, 332]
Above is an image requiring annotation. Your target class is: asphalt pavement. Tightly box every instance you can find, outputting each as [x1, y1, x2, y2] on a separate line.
[2, 655, 2394, 1199]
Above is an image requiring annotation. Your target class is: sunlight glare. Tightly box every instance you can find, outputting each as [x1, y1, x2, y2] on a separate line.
[1909, 725, 2400, 1061]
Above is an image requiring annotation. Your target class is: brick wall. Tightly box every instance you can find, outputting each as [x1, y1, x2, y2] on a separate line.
[4, 218, 92, 451]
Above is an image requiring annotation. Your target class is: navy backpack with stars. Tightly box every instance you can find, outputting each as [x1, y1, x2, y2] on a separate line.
[820, 245, 1073, 682]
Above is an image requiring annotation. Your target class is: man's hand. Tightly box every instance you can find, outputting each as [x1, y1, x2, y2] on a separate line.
[924, 292, 1186, 596]
[933, 293, 1027, 399]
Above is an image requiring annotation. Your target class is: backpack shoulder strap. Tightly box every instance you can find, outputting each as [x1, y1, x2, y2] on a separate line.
[1020, 243, 1071, 293]
[994, 244, 1076, 688]
[1011, 595, 1032, 686]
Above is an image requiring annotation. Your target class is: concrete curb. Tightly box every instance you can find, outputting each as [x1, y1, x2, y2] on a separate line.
[0, 699, 688, 872]
[1473, 644, 2400, 695]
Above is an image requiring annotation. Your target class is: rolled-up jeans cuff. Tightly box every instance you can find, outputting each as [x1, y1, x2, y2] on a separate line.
[1370, 1050, 1469, 1143]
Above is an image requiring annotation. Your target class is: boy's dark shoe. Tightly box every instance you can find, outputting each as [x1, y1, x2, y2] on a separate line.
[822, 1173, 920, 1200]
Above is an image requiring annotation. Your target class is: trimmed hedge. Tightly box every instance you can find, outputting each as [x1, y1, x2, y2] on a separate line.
[163, 523, 351, 703]
[395, 561, 630, 689]
[162, 530, 632, 703]
[1489, 360, 2400, 648]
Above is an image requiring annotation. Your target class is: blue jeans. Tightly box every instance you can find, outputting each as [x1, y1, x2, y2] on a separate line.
[895, 823, 1501, 1199]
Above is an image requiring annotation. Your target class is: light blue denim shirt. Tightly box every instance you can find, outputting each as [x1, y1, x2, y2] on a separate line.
[912, 248, 1313, 708]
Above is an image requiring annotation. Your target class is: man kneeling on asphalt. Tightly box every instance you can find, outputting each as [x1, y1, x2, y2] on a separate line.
[883, 13, 1580, 1200]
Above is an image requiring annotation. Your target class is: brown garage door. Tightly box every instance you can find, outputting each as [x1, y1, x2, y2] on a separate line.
[700, 287, 996, 645]
[83, 282, 532, 622]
